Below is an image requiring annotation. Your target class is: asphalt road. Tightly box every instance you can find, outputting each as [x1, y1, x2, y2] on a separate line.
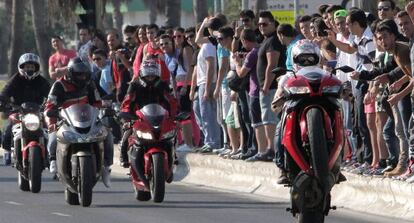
[0, 161, 412, 223]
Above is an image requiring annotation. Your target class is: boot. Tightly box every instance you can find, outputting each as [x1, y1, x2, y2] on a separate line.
[276, 169, 290, 185]
[102, 166, 111, 188]
[384, 162, 407, 177]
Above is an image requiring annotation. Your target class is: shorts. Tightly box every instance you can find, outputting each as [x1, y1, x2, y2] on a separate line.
[259, 89, 279, 125]
[249, 96, 263, 127]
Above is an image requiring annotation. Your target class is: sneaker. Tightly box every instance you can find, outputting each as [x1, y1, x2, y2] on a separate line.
[3, 151, 11, 166]
[102, 166, 111, 188]
[240, 149, 257, 160]
[49, 160, 57, 174]
[245, 153, 272, 162]
[194, 145, 208, 153]
[213, 144, 230, 154]
[200, 145, 214, 154]
[350, 162, 371, 175]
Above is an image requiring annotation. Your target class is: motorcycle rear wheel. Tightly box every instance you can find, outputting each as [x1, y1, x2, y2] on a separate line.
[78, 156, 94, 207]
[150, 153, 165, 203]
[28, 147, 42, 193]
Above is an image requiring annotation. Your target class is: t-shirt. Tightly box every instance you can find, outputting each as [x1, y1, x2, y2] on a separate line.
[196, 42, 217, 86]
[351, 27, 376, 72]
[99, 61, 114, 95]
[217, 44, 230, 86]
[244, 47, 259, 97]
[256, 32, 286, 90]
[48, 49, 77, 72]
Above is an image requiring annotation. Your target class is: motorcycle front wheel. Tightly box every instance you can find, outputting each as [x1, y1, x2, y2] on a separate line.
[78, 156, 94, 207]
[150, 153, 165, 203]
[28, 147, 42, 193]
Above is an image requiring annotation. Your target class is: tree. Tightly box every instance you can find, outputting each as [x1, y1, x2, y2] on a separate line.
[165, 0, 181, 27]
[255, 0, 267, 17]
[358, 0, 378, 17]
[193, 0, 208, 24]
[30, 0, 51, 81]
[8, 0, 25, 76]
[0, 0, 12, 74]
[112, 0, 123, 32]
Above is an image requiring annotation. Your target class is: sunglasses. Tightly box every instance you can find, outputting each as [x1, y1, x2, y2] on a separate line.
[92, 57, 102, 61]
[185, 34, 195, 39]
[160, 42, 171, 46]
[258, 22, 269, 27]
[378, 6, 391, 11]
[173, 35, 183, 39]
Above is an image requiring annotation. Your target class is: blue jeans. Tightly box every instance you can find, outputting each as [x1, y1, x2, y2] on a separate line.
[2, 120, 12, 152]
[238, 90, 255, 151]
[197, 84, 220, 149]
[354, 87, 372, 164]
[383, 117, 399, 165]
[341, 99, 358, 161]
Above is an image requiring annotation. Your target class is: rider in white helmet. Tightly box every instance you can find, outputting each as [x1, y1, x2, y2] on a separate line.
[0, 53, 50, 165]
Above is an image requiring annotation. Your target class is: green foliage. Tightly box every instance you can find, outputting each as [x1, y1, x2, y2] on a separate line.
[224, 0, 241, 23]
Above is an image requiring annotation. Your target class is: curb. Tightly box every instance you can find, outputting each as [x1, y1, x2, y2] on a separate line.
[168, 151, 414, 221]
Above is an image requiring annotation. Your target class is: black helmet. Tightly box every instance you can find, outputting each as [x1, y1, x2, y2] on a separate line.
[139, 59, 161, 86]
[66, 57, 91, 89]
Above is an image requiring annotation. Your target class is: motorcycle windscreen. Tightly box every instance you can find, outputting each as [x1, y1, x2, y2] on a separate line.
[140, 104, 167, 128]
[61, 104, 98, 128]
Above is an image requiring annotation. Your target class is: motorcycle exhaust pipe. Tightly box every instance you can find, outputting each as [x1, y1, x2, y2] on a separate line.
[128, 145, 150, 189]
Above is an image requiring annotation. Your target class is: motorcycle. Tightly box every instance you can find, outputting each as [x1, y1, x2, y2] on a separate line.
[272, 66, 353, 223]
[55, 103, 110, 207]
[100, 100, 122, 144]
[2, 102, 47, 193]
[123, 104, 188, 203]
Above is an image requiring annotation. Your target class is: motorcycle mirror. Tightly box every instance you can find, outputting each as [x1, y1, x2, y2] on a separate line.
[332, 65, 354, 74]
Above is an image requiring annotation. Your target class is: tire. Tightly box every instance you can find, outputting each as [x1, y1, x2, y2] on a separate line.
[150, 153, 165, 203]
[17, 171, 30, 191]
[78, 156, 94, 207]
[28, 147, 42, 193]
[306, 108, 329, 189]
[135, 188, 151, 201]
[65, 188, 79, 205]
[298, 211, 325, 223]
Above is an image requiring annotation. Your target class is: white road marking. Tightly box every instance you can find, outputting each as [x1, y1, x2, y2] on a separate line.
[5, 201, 23, 205]
[51, 212, 72, 217]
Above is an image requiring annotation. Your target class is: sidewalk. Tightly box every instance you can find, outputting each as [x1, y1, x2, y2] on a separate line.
[113, 147, 414, 221]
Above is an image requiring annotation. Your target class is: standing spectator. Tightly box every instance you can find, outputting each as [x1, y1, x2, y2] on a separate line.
[234, 28, 267, 161]
[328, 9, 376, 173]
[77, 27, 93, 65]
[378, 0, 397, 21]
[123, 25, 138, 52]
[48, 36, 77, 80]
[276, 24, 302, 70]
[92, 29, 109, 52]
[405, 1, 414, 183]
[247, 11, 285, 162]
[193, 17, 221, 152]
[92, 49, 112, 96]
[132, 25, 148, 77]
[298, 15, 314, 41]
[325, 5, 344, 33]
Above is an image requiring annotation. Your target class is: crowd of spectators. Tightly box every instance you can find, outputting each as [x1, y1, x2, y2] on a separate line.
[42, 0, 414, 184]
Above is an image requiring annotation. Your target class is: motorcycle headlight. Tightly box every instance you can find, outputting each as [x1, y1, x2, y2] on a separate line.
[23, 114, 40, 131]
[135, 130, 154, 140]
[161, 130, 176, 140]
[322, 85, 341, 94]
[285, 86, 310, 94]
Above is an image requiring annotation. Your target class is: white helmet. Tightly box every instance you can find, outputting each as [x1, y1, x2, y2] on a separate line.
[18, 53, 41, 80]
[291, 39, 321, 70]
[139, 59, 161, 86]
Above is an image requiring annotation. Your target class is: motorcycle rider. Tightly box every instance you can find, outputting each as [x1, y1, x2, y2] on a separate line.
[0, 53, 50, 166]
[44, 57, 113, 187]
[119, 59, 176, 167]
[272, 39, 346, 184]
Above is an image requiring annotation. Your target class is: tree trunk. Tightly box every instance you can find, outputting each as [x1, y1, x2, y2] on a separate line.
[359, 0, 378, 17]
[112, 0, 123, 32]
[165, 0, 181, 27]
[148, 0, 157, 24]
[30, 0, 51, 81]
[8, 0, 25, 76]
[255, 0, 267, 19]
[0, 0, 12, 74]
[193, 0, 208, 24]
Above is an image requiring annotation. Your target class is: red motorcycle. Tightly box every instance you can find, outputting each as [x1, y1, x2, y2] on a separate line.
[124, 103, 188, 203]
[272, 66, 353, 223]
